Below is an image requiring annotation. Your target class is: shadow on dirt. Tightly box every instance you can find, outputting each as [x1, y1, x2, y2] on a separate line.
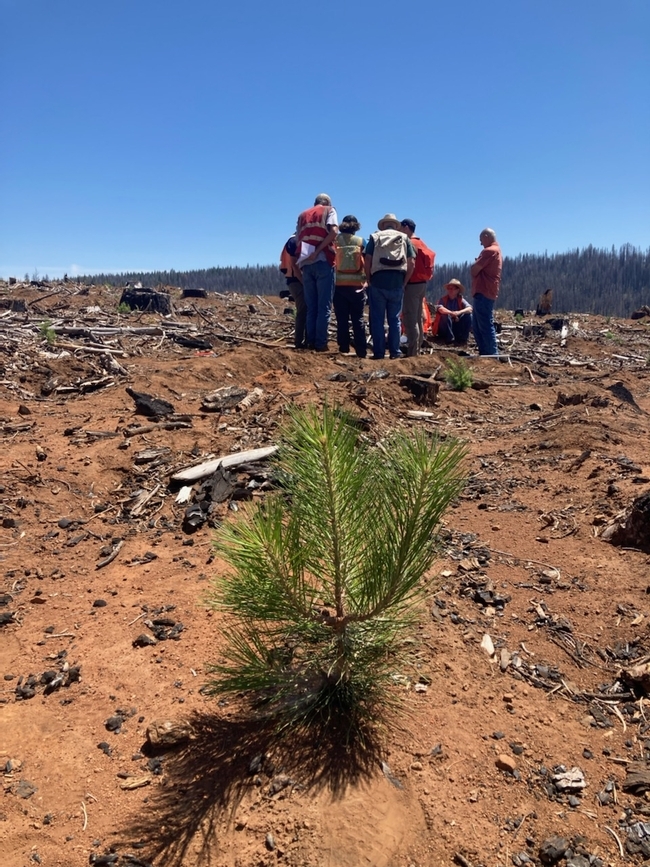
[116, 709, 382, 867]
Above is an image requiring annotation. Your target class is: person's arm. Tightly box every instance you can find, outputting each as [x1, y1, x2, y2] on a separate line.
[470, 248, 491, 277]
[290, 255, 302, 282]
[364, 253, 372, 282]
[404, 256, 415, 286]
[302, 217, 339, 265]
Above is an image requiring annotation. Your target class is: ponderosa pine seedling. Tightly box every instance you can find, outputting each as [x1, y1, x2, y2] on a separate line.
[205, 404, 466, 740]
[39, 319, 56, 346]
[445, 358, 473, 392]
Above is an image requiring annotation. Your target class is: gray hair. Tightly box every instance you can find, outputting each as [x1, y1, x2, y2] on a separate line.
[481, 227, 497, 241]
[314, 193, 332, 206]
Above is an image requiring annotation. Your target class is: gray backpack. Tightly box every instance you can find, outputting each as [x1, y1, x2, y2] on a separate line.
[370, 230, 407, 273]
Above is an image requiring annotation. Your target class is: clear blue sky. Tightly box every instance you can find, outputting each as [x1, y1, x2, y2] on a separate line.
[1, 0, 648, 279]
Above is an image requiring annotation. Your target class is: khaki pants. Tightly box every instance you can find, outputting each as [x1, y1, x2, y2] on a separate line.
[402, 282, 427, 356]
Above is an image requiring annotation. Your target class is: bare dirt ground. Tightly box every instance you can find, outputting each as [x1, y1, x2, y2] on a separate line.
[1, 282, 650, 867]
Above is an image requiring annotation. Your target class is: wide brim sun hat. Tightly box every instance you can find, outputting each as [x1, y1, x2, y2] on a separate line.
[377, 213, 402, 230]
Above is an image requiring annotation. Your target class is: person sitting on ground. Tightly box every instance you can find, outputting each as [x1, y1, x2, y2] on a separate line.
[435, 279, 473, 345]
[333, 215, 367, 358]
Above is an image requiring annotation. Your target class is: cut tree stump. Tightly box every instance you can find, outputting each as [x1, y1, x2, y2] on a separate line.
[601, 492, 650, 553]
[399, 376, 439, 407]
[119, 287, 173, 315]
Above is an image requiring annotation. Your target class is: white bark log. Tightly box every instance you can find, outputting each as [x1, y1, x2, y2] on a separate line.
[171, 445, 278, 482]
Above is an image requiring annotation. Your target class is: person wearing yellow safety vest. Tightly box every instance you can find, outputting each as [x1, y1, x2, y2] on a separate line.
[333, 215, 367, 358]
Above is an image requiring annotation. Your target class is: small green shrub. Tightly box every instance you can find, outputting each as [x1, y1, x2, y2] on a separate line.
[117, 302, 131, 314]
[514, 313, 524, 323]
[445, 358, 473, 391]
[39, 319, 56, 346]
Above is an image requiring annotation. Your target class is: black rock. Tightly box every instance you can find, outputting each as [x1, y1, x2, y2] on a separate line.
[66, 666, 81, 685]
[133, 634, 157, 648]
[125, 387, 174, 418]
[105, 715, 123, 733]
[147, 757, 163, 776]
[566, 857, 590, 867]
[97, 742, 112, 756]
[182, 502, 207, 532]
[540, 836, 569, 865]
[568, 795, 581, 807]
[43, 673, 65, 695]
[249, 754, 264, 774]
[12, 779, 37, 799]
[582, 749, 593, 759]
[93, 599, 107, 608]
[89, 854, 119, 866]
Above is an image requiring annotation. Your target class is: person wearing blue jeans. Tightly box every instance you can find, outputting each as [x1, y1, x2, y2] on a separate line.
[471, 292, 497, 355]
[302, 260, 335, 351]
[368, 284, 404, 358]
[470, 228, 502, 356]
[295, 193, 339, 351]
[364, 214, 416, 359]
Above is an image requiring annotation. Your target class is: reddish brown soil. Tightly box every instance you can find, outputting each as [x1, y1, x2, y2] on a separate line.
[1, 284, 650, 867]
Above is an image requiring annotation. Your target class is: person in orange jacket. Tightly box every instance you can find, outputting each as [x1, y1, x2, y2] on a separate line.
[279, 234, 307, 349]
[399, 218, 436, 356]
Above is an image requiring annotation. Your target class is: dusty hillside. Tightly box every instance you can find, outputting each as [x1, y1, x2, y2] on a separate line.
[1, 281, 650, 867]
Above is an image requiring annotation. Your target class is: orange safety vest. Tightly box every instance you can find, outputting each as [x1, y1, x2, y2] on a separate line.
[279, 242, 300, 282]
[296, 204, 336, 266]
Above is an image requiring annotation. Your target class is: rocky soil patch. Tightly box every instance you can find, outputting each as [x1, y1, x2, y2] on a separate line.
[1, 279, 650, 866]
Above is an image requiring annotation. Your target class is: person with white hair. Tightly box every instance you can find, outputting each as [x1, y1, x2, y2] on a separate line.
[295, 194, 339, 351]
[470, 227, 502, 355]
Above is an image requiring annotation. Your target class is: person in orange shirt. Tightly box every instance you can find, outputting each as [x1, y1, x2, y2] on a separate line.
[400, 218, 436, 356]
[470, 228, 502, 355]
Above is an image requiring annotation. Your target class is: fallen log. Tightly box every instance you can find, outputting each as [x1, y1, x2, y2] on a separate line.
[171, 445, 278, 483]
[125, 419, 193, 436]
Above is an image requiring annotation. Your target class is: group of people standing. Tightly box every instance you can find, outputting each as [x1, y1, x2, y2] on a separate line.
[279, 194, 503, 358]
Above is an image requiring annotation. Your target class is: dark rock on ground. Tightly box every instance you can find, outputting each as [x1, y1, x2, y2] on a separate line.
[539, 836, 569, 865]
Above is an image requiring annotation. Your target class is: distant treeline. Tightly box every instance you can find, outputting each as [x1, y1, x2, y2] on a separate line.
[84, 244, 650, 317]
